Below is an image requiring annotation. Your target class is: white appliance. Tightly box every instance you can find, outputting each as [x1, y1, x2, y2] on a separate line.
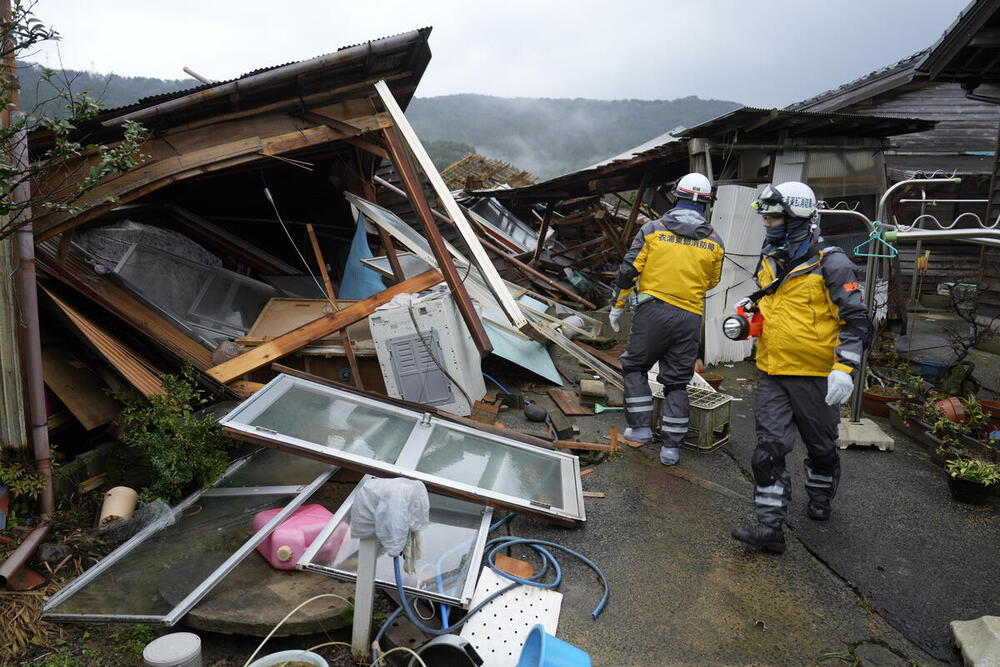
[368, 286, 486, 416]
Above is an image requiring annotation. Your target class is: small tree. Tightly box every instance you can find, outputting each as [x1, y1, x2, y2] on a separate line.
[1, 0, 147, 240]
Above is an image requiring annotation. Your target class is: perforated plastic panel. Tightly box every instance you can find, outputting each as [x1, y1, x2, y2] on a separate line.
[459, 567, 562, 667]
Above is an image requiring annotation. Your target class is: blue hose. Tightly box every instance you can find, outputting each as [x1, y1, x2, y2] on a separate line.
[389, 535, 609, 638]
[373, 517, 610, 661]
[486, 537, 610, 619]
[482, 372, 511, 396]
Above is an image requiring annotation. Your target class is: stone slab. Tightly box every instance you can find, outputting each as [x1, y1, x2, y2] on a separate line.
[951, 616, 1000, 667]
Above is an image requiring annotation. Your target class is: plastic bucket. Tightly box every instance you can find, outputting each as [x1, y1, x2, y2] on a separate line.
[247, 650, 328, 667]
[517, 624, 592, 667]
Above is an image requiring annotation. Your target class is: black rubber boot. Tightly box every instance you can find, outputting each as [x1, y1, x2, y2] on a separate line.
[807, 501, 831, 521]
[731, 524, 786, 554]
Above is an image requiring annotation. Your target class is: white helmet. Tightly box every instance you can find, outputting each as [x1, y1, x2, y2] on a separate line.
[752, 181, 817, 220]
[672, 172, 713, 204]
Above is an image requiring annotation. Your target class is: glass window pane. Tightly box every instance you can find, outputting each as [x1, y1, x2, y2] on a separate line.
[249, 384, 416, 462]
[46, 493, 296, 617]
[306, 490, 487, 603]
[117, 246, 209, 317]
[191, 275, 275, 331]
[415, 427, 564, 508]
[217, 449, 333, 488]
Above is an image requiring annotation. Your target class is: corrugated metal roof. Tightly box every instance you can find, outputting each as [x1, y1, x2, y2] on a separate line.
[99, 28, 433, 117]
[673, 106, 936, 140]
[786, 51, 925, 112]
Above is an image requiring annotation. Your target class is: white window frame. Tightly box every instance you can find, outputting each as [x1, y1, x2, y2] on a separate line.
[297, 475, 492, 607]
[220, 374, 585, 524]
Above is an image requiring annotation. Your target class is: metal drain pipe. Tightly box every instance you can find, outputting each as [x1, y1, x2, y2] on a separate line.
[0, 121, 53, 586]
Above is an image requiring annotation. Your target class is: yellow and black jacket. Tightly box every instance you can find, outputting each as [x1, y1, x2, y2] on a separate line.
[613, 207, 725, 316]
[754, 247, 870, 377]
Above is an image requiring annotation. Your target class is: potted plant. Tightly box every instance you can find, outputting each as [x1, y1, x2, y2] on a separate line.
[945, 457, 1000, 504]
[862, 384, 905, 418]
[891, 395, 999, 465]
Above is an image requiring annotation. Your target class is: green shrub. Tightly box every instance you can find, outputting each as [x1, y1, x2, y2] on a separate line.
[118, 364, 231, 504]
[0, 458, 45, 525]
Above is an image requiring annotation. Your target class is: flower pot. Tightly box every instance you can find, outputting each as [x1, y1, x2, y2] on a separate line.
[947, 475, 992, 505]
[862, 388, 902, 418]
[935, 397, 965, 424]
[701, 372, 724, 391]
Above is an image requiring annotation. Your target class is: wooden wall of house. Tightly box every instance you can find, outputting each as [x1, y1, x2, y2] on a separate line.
[845, 81, 1000, 155]
[842, 81, 1000, 179]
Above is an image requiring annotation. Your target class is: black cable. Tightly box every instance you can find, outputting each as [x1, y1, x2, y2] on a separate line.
[405, 301, 474, 409]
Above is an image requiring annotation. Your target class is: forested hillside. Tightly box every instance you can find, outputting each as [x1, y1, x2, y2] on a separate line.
[406, 94, 741, 177]
[16, 62, 741, 178]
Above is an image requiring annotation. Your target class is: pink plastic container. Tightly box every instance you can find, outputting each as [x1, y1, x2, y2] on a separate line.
[252, 504, 349, 571]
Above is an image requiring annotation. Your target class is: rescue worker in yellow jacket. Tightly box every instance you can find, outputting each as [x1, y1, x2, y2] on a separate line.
[608, 173, 725, 466]
[730, 181, 871, 554]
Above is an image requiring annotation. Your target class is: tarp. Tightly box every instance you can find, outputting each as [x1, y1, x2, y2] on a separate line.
[339, 213, 386, 300]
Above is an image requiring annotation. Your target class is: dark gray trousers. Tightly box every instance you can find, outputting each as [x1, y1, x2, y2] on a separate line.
[751, 373, 841, 528]
[619, 300, 701, 448]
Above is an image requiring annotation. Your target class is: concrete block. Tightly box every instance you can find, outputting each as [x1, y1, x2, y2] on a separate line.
[951, 616, 1000, 666]
[837, 418, 894, 452]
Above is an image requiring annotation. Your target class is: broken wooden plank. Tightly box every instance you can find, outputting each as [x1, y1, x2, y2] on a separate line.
[551, 440, 615, 452]
[580, 468, 595, 477]
[42, 285, 165, 397]
[41, 346, 120, 431]
[77, 474, 107, 494]
[607, 427, 643, 449]
[582, 491, 606, 499]
[227, 381, 265, 398]
[469, 401, 500, 424]
[573, 340, 624, 372]
[208, 269, 443, 384]
[546, 388, 594, 416]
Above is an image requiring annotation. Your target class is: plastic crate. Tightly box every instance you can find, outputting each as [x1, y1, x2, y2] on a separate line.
[653, 387, 732, 452]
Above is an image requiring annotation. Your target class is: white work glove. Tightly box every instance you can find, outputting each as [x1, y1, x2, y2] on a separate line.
[825, 369, 854, 406]
[608, 306, 624, 333]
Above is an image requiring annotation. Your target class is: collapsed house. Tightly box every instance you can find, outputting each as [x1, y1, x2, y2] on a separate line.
[4, 5, 999, 662]
[0, 28, 621, 656]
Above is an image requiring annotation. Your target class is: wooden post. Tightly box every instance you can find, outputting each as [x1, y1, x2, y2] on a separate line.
[355, 147, 404, 283]
[382, 126, 493, 355]
[531, 201, 554, 265]
[620, 171, 650, 246]
[375, 81, 527, 331]
[305, 223, 363, 390]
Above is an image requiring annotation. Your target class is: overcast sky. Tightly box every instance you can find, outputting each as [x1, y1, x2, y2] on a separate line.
[29, 0, 970, 108]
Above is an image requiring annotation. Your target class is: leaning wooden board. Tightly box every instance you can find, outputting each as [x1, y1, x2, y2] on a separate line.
[41, 345, 121, 431]
[207, 269, 442, 383]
